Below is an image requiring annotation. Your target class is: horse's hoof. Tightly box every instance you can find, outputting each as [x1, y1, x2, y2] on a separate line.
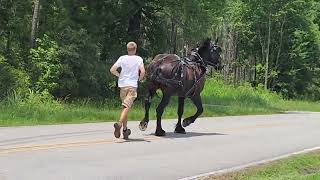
[182, 119, 191, 127]
[139, 121, 148, 131]
[155, 129, 166, 136]
[174, 126, 186, 134]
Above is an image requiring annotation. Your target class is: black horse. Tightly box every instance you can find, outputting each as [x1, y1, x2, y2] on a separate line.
[139, 38, 222, 136]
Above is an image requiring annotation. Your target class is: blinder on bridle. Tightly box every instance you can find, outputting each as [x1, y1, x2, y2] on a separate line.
[208, 41, 222, 70]
[190, 49, 206, 67]
[190, 41, 221, 69]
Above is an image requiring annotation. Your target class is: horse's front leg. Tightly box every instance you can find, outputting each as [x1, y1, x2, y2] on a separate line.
[155, 94, 171, 136]
[139, 86, 156, 131]
[182, 94, 203, 127]
[175, 97, 186, 134]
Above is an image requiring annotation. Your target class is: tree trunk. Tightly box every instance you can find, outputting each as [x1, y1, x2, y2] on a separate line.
[243, 67, 246, 82]
[170, 17, 174, 53]
[272, 15, 286, 89]
[264, 11, 272, 90]
[254, 55, 257, 86]
[275, 15, 286, 67]
[4, 0, 13, 60]
[170, 17, 178, 54]
[173, 24, 177, 54]
[6, 30, 10, 56]
[30, 0, 40, 48]
[258, 27, 265, 66]
[233, 66, 237, 85]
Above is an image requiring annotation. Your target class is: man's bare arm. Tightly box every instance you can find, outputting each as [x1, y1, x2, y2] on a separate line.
[139, 64, 145, 81]
[110, 65, 120, 77]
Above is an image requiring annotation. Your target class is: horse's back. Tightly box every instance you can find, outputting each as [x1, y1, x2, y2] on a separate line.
[147, 54, 179, 72]
[152, 54, 180, 64]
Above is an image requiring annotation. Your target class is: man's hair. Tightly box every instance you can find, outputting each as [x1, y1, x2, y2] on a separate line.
[127, 42, 137, 51]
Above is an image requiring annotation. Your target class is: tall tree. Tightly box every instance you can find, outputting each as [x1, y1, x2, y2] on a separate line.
[264, 10, 272, 90]
[30, 0, 40, 48]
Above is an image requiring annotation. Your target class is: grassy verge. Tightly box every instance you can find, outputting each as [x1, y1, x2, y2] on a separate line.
[0, 79, 319, 126]
[206, 150, 320, 180]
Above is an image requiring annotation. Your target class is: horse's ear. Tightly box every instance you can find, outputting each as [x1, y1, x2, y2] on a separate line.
[215, 37, 219, 44]
[196, 42, 200, 48]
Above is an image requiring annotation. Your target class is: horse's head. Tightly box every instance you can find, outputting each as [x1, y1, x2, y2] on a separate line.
[197, 38, 222, 70]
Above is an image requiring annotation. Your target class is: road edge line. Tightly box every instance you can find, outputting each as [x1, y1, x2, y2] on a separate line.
[179, 146, 320, 180]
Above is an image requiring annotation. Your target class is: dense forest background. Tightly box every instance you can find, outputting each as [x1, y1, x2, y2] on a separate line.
[1, 0, 320, 101]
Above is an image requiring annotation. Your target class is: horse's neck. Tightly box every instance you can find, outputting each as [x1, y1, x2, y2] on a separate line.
[196, 65, 206, 77]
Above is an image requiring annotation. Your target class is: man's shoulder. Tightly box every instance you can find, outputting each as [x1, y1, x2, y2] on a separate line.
[119, 55, 128, 59]
[135, 55, 143, 62]
[124, 55, 143, 62]
[131, 55, 143, 60]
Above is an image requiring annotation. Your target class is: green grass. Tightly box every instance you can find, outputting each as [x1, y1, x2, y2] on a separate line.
[207, 150, 320, 180]
[0, 79, 319, 127]
[276, 100, 320, 112]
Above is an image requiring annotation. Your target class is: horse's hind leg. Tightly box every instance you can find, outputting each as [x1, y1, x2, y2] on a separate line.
[182, 95, 203, 127]
[155, 94, 171, 136]
[139, 84, 156, 131]
[175, 97, 186, 134]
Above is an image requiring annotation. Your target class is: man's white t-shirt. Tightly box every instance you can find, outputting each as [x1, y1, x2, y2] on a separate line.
[114, 55, 143, 88]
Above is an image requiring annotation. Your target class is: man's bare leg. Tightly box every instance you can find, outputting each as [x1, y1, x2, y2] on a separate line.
[119, 106, 130, 129]
[119, 106, 131, 139]
[114, 106, 129, 139]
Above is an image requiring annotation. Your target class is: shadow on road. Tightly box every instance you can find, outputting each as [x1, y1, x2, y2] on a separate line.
[115, 138, 152, 143]
[150, 132, 227, 139]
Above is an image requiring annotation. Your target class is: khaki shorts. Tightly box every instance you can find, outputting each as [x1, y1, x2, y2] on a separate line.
[120, 87, 137, 108]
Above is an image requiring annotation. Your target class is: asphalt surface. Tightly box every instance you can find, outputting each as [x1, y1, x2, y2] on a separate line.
[0, 112, 320, 180]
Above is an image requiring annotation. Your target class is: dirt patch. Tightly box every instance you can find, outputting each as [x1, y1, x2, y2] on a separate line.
[299, 166, 320, 175]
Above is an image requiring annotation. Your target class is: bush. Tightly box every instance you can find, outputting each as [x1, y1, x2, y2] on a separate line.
[0, 55, 30, 99]
[29, 34, 62, 93]
[202, 78, 282, 107]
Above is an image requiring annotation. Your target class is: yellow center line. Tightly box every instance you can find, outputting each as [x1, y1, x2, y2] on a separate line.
[0, 136, 162, 155]
[0, 122, 294, 155]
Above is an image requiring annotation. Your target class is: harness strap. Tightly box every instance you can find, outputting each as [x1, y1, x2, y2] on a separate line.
[153, 58, 184, 87]
[185, 68, 206, 97]
[152, 53, 207, 97]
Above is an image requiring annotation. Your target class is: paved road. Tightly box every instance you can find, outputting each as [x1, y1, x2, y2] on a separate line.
[0, 112, 320, 180]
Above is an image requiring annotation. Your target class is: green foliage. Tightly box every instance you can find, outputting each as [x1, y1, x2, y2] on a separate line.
[224, 0, 248, 30]
[0, 55, 30, 98]
[5, 89, 60, 108]
[1, 90, 63, 126]
[219, 0, 320, 100]
[202, 78, 282, 108]
[29, 34, 61, 93]
[56, 27, 107, 99]
[181, 0, 211, 43]
[2, 78, 320, 126]
[1, 0, 320, 101]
